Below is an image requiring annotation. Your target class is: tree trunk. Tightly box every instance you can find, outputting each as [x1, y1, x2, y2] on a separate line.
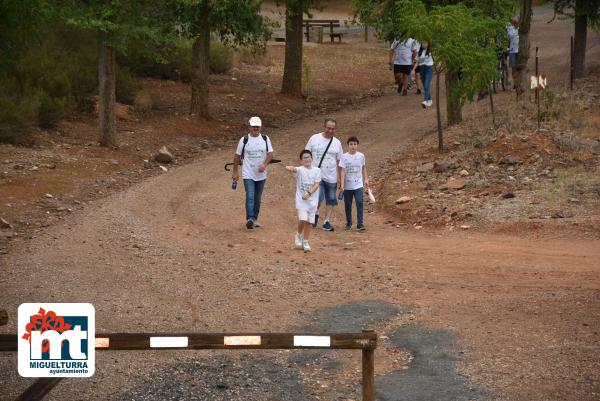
[191, 0, 210, 118]
[281, 0, 303, 96]
[516, 0, 532, 96]
[435, 69, 443, 153]
[98, 39, 117, 147]
[573, 0, 587, 79]
[445, 70, 462, 126]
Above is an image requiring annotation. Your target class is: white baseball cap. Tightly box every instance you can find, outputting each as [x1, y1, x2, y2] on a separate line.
[249, 116, 262, 127]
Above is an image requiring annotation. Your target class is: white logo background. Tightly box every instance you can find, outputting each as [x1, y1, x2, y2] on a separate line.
[18, 303, 95, 377]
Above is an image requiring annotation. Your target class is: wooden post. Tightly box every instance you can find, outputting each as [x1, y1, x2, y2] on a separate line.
[0, 309, 7, 326]
[489, 84, 495, 127]
[330, 21, 334, 43]
[535, 47, 540, 130]
[570, 36, 574, 90]
[364, 25, 368, 42]
[362, 329, 375, 401]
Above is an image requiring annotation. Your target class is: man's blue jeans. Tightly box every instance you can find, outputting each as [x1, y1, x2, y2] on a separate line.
[419, 65, 433, 102]
[343, 188, 364, 227]
[243, 179, 266, 221]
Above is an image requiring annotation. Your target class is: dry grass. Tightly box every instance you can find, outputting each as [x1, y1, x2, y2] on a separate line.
[542, 165, 600, 205]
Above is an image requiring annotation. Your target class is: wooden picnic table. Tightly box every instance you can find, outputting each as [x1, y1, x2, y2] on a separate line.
[302, 19, 343, 43]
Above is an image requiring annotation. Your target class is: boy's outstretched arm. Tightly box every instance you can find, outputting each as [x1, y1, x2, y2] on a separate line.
[285, 166, 297, 173]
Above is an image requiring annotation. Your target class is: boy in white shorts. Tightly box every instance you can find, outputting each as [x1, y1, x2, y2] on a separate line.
[286, 149, 321, 252]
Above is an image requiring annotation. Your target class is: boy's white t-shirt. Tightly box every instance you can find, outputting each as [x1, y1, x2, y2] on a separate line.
[235, 134, 273, 181]
[305, 133, 342, 184]
[340, 151, 366, 190]
[295, 166, 321, 211]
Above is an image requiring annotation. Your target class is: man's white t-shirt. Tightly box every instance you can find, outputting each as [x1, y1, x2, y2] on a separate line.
[295, 166, 321, 211]
[305, 133, 342, 184]
[391, 38, 416, 65]
[506, 24, 519, 53]
[235, 134, 273, 181]
[340, 152, 366, 190]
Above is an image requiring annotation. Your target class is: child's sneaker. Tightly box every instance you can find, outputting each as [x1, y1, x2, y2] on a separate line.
[357, 224, 366, 231]
[302, 240, 311, 252]
[246, 219, 254, 229]
[322, 221, 334, 231]
[294, 233, 303, 249]
[345, 225, 352, 231]
[252, 220, 261, 228]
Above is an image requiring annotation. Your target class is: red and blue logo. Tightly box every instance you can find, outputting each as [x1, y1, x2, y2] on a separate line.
[18, 303, 95, 377]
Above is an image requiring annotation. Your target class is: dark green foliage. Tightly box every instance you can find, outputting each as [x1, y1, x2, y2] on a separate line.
[0, 94, 39, 145]
[116, 67, 141, 105]
[119, 38, 236, 82]
[550, 0, 600, 27]
[119, 38, 193, 82]
[209, 41, 233, 74]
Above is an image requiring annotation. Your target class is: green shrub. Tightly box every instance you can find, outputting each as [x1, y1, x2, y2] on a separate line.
[210, 41, 233, 74]
[171, 40, 193, 82]
[541, 89, 560, 121]
[119, 39, 233, 81]
[0, 95, 39, 145]
[133, 89, 153, 113]
[119, 37, 193, 82]
[18, 48, 72, 127]
[236, 46, 270, 66]
[37, 90, 69, 128]
[116, 67, 141, 105]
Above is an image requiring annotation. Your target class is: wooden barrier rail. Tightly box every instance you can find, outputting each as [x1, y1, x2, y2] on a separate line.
[1, 330, 377, 401]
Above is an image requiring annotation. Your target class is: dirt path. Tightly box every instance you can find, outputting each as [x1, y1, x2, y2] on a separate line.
[2, 85, 599, 400]
[2, 5, 600, 400]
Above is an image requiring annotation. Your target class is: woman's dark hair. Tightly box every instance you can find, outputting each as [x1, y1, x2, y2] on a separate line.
[347, 136, 359, 144]
[419, 43, 431, 57]
[300, 149, 313, 159]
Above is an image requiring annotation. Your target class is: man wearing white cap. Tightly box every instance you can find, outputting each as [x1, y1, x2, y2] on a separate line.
[232, 116, 274, 229]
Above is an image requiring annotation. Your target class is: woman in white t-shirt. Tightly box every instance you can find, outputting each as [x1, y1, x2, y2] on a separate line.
[286, 149, 321, 252]
[417, 41, 434, 108]
[339, 136, 369, 231]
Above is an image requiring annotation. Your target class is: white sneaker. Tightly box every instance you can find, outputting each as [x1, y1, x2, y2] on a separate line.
[302, 240, 311, 252]
[294, 233, 303, 249]
[426, 100, 433, 107]
[252, 220, 261, 228]
[421, 101, 427, 109]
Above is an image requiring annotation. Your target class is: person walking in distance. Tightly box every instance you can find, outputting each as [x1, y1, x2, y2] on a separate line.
[286, 149, 321, 252]
[506, 16, 520, 87]
[305, 117, 343, 231]
[389, 37, 417, 96]
[417, 41, 434, 108]
[232, 116, 273, 229]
